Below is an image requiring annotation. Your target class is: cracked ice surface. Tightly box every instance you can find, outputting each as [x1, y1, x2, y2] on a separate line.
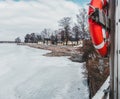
[0, 44, 89, 99]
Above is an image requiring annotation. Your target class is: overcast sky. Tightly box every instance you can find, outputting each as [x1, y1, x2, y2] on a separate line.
[0, 0, 89, 41]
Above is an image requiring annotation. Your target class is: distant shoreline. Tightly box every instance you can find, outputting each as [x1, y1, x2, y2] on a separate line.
[18, 43, 84, 63]
[0, 41, 15, 43]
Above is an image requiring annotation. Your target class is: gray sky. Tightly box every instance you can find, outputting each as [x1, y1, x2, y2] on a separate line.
[0, 0, 88, 41]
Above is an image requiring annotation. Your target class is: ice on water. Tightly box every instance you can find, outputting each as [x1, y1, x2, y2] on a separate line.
[0, 44, 89, 99]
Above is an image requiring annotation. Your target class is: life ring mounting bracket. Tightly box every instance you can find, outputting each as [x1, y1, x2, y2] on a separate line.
[89, 8, 110, 30]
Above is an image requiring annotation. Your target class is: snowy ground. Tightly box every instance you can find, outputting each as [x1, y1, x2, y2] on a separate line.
[0, 44, 89, 99]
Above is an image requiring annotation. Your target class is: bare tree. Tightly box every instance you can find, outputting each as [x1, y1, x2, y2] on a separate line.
[30, 33, 36, 43]
[76, 8, 89, 39]
[41, 28, 51, 39]
[72, 24, 80, 45]
[59, 17, 71, 45]
[50, 34, 55, 44]
[15, 37, 21, 43]
[24, 33, 40, 43]
[36, 34, 42, 42]
[24, 34, 31, 43]
[55, 34, 58, 45]
[60, 30, 65, 43]
[41, 28, 51, 45]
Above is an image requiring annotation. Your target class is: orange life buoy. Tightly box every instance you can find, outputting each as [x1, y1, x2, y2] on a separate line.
[88, 0, 109, 57]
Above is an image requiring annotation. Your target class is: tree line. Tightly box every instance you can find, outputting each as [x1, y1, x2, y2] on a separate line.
[15, 8, 89, 45]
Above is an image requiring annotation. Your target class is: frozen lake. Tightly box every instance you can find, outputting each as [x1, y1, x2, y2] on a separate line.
[0, 44, 89, 99]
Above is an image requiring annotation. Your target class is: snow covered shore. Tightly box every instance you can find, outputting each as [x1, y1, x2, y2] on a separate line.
[18, 43, 84, 62]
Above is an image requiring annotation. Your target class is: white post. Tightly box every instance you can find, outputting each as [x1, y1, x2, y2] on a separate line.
[116, 0, 120, 98]
[109, 0, 120, 98]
